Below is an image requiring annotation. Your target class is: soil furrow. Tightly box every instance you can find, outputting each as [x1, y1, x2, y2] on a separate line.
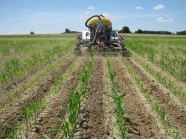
[0, 52, 70, 94]
[21, 57, 89, 139]
[0, 53, 70, 108]
[129, 49, 186, 93]
[0, 56, 76, 138]
[75, 57, 110, 138]
[110, 57, 169, 138]
[125, 57, 186, 137]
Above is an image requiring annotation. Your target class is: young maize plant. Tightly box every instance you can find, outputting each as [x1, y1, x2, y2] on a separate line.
[22, 57, 79, 128]
[106, 54, 128, 139]
[121, 57, 181, 139]
[58, 56, 94, 139]
[0, 41, 74, 86]
[3, 56, 79, 138]
[0, 54, 69, 111]
[131, 53, 186, 104]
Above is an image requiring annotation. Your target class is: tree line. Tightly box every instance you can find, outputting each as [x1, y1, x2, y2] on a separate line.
[118, 26, 186, 35]
[29, 27, 186, 35]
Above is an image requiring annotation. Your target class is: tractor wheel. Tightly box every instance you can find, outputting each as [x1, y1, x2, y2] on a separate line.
[74, 48, 81, 56]
[121, 49, 129, 57]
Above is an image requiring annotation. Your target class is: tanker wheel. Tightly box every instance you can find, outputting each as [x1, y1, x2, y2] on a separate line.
[74, 48, 81, 56]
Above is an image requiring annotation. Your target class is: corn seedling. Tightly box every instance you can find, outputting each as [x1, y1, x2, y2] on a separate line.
[106, 54, 128, 138]
[58, 56, 94, 139]
[121, 57, 181, 139]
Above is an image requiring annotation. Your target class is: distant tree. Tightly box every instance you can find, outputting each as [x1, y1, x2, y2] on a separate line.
[30, 31, 34, 35]
[121, 26, 131, 33]
[176, 31, 186, 35]
[65, 28, 71, 33]
[135, 29, 143, 33]
[134, 29, 172, 35]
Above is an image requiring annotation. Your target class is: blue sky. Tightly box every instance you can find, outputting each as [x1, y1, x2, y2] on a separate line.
[0, 0, 186, 34]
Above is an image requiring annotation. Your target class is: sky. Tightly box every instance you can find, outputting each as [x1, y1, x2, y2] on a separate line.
[0, 0, 186, 35]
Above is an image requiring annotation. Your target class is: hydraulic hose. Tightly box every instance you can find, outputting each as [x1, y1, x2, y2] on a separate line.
[113, 43, 122, 48]
[85, 15, 101, 28]
[89, 23, 100, 44]
[100, 14, 105, 17]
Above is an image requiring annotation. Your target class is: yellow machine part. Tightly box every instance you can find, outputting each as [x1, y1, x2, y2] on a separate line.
[88, 17, 112, 26]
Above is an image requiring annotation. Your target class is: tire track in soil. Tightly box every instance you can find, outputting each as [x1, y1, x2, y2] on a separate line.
[23, 57, 89, 139]
[0, 56, 76, 138]
[75, 57, 110, 139]
[125, 57, 186, 137]
[110, 57, 169, 139]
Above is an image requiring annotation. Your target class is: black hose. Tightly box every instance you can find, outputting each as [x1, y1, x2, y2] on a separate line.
[100, 14, 105, 17]
[85, 15, 101, 28]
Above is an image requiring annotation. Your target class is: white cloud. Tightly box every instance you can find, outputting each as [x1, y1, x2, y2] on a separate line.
[136, 6, 143, 10]
[156, 17, 174, 23]
[153, 4, 164, 10]
[87, 6, 95, 10]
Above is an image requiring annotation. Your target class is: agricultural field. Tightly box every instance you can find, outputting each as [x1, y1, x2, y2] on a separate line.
[0, 33, 186, 138]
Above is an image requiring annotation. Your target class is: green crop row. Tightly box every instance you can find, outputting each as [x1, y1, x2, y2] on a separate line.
[0, 53, 71, 110]
[0, 41, 74, 86]
[121, 57, 181, 139]
[106, 55, 128, 139]
[131, 53, 186, 104]
[0, 39, 68, 56]
[56, 56, 94, 139]
[126, 38, 186, 82]
[2, 56, 80, 138]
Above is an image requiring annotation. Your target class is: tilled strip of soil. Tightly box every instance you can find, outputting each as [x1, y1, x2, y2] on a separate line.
[22, 57, 89, 139]
[0, 56, 76, 138]
[0, 52, 70, 94]
[0, 53, 70, 109]
[75, 57, 111, 138]
[125, 57, 186, 137]
[110, 57, 169, 138]
[129, 49, 186, 93]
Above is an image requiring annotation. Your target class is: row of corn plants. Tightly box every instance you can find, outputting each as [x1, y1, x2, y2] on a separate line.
[106, 55, 128, 139]
[0, 39, 66, 56]
[0, 39, 62, 69]
[130, 52, 186, 104]
[0, 41, 74, 86]
[121, 57, 181, 139]
[0, 53, 70, 110]
[2, 56, 80, 139]
[126, 38, 186, 82]
[49, 56, 94, 139]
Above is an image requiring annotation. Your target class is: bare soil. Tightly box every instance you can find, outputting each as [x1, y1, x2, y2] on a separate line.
[75, 57, 111, 138]
[110, 57, 169, 138]
[130, 49, 186, 93]
[0, 53, 70, 106]
[0, 54, 185, 138]
[0, 56, 76, 138]
[21, 57, 89, 139]
[125, 57, 186, 137]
